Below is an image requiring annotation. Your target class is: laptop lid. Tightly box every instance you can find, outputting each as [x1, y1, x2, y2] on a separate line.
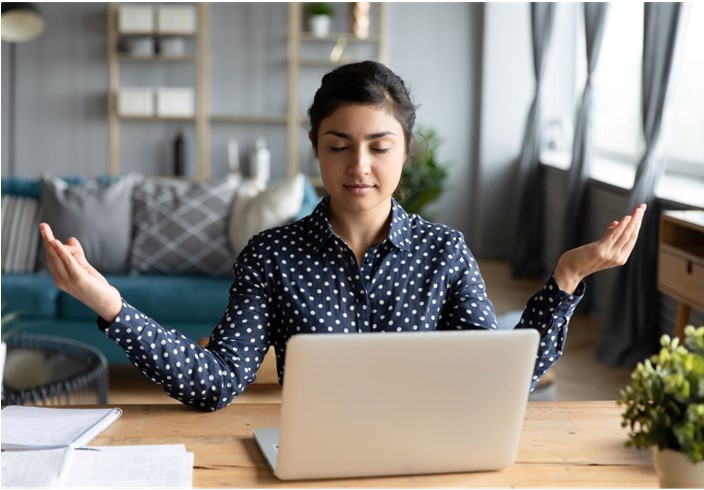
[256, 329, 540, 480]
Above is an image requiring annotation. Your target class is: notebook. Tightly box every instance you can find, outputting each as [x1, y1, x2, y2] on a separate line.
[253, 329, 540, 480]
[1, 406, 122, 450]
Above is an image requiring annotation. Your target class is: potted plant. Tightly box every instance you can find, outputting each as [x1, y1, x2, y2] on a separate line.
[394, 126, 449, 220]
[306, 2, 334, 38]
[619, 325, 704, 488]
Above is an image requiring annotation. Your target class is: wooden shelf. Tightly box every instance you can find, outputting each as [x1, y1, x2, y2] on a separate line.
[299, 32, 382, 43]
[117, 55, 197, 63]
[210, 114, 289, 124]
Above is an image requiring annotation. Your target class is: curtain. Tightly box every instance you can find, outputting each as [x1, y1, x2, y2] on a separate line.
[596, 3, 684, 366]
[561, 3, 608, 314]
[562, 4, 608, 253]
[510, 3, 556, 278]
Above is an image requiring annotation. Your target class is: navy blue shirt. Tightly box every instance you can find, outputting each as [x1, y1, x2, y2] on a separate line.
[99, 196, 584, 411]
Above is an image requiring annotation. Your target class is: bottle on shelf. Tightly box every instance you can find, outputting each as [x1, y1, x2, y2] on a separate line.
[250, 137, 271, 189]
[228, 139, 240, 174]
[173, 129, 187, 176]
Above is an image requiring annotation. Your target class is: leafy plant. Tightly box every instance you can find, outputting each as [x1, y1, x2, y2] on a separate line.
[395, 127, 449, 220]
[619, 325, 704, 463]
[306, 2, 334, 17]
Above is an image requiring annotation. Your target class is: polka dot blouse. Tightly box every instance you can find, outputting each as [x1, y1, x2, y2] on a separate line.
[99, 196, 584, 411]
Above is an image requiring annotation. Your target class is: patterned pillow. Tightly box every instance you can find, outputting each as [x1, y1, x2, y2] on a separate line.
[129, 176, 240, 276]
[1, 196, 41, 273]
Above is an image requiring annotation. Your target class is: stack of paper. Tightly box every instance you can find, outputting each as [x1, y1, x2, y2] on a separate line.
[1, 406, 194, 488]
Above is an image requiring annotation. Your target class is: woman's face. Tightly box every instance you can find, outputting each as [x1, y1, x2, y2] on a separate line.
[315, 104, 407, 217]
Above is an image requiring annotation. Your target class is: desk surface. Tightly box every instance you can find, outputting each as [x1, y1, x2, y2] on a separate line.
[91, 401, 656, 488]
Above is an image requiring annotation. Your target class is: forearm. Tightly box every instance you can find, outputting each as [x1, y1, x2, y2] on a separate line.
[98, 301, 251, 411]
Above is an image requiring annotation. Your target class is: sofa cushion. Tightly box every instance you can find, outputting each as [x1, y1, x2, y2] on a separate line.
[129, 176, 240, 276]
[0, 274, 61, 318]
[1, 176, 87, 199]
[58, 274, 233, 324]
[1, 196, 41, 273]
[39, 174, 140, 273]
[229, 174, 305, 256]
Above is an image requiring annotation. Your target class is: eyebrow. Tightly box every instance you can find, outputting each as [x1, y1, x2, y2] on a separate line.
[323, 130, 396, 140]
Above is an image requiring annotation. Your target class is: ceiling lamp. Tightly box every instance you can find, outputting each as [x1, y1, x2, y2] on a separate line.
[1, 3, 45, 43]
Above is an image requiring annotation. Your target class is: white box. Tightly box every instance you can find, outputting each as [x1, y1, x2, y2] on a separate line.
[117, 5, 154, 33]
[156, 88, 194, 117]
[118, 88, 154, 116]
[157, 5, 196, 34]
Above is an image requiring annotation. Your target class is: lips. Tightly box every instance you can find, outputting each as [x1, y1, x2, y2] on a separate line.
[343, 183, 375, 194]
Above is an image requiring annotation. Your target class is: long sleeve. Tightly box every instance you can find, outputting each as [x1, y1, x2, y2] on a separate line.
[98, 247, 273, 412]
[443, 237, 584, 391]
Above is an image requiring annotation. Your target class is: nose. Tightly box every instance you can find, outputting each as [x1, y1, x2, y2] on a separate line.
[348, 147, 371, 176]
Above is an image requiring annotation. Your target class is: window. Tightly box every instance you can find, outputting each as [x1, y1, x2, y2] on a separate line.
[592, 3, 643, 161]
[662, 3, 704, 174]
[592, 3, 704, 177]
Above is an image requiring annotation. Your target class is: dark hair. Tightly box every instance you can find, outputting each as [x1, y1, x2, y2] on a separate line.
[307, 61, 418, 156]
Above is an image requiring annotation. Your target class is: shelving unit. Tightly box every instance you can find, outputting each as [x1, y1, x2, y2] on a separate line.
[287, 2, 387, 185]
[107, 3, 210, 181]
[107, 3, 386, 184]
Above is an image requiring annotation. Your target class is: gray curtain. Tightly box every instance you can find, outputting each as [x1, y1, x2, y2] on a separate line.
[510, 3, 556, 278]
[596, 3, 683, 366]
[562, 4, 608, 253]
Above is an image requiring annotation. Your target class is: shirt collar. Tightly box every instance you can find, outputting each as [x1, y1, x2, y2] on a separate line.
[304, 196, 413, 252]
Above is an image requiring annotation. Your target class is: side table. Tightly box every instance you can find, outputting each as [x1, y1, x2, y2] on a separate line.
[657, 210, 704, 340]
[2, 333, 109, 405]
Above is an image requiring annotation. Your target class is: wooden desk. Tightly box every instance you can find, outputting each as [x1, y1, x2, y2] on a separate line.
[90, 401, 656, 488]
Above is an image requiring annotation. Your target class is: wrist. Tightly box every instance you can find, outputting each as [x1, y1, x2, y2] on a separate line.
[553, 258, 582, 294]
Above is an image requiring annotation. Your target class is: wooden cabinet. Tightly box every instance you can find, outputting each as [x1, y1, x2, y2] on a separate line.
[657, 210, 704, 339]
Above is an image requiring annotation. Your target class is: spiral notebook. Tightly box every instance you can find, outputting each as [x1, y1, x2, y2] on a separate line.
[1, 406, 123, 450]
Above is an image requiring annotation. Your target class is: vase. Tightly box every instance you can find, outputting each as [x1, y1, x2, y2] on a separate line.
[653, 447, 704, 488]
[309, 15, 331, 38]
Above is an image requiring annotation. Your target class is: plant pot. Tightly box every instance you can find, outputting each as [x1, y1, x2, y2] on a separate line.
[653, 447, 704, 488]
[309, 15, 331, 38]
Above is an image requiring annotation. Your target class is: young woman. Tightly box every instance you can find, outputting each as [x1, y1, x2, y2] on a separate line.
[40, 61, 645, 411]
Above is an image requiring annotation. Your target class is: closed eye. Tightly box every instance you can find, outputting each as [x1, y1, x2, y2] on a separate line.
[372, 148, 390, 154]
[330, 147, 348, 153]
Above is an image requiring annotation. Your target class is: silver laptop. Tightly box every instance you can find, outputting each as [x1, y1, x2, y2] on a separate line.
[253, 329, 540, 480]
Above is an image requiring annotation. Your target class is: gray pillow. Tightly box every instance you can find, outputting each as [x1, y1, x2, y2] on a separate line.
[39, 174, 140, 273]
[129, 176, 240, 276]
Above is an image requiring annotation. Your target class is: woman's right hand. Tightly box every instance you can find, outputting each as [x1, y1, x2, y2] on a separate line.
[39, 223, 123, 323]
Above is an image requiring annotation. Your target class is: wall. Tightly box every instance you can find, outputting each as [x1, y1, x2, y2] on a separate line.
[1, 2, 483, 239]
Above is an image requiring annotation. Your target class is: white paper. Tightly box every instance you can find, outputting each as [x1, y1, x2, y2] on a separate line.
[62, 445, 194, 488]
[0, 448, 72, 488]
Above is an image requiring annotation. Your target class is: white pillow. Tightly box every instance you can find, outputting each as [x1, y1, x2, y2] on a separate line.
[229, 174, 305, 256]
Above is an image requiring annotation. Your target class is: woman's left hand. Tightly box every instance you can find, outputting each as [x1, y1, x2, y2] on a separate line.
[553, 204, 647, 294]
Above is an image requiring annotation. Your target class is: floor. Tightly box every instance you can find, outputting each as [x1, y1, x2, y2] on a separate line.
[108, 260, 634, 405]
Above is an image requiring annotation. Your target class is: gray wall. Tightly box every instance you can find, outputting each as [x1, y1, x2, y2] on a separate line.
[2, 2, 529, 256]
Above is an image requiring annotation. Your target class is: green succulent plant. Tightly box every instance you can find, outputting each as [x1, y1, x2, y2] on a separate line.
[306, 2, 334, 17]
[619, 325, 704, 463]
[395, 127, 449, 221]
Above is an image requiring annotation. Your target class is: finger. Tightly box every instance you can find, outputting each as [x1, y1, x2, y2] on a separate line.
[39, 222, 56, 243]
[67, 237, 87, 259]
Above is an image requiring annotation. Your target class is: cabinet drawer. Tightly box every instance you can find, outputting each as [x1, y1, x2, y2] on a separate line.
[658, 251, 704, 310]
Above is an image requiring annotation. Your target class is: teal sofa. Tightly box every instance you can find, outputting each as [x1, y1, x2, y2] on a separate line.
[1, 175, 319, 364]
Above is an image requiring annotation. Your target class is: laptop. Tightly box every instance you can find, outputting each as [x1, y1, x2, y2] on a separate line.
[253, 329, 540, 480]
